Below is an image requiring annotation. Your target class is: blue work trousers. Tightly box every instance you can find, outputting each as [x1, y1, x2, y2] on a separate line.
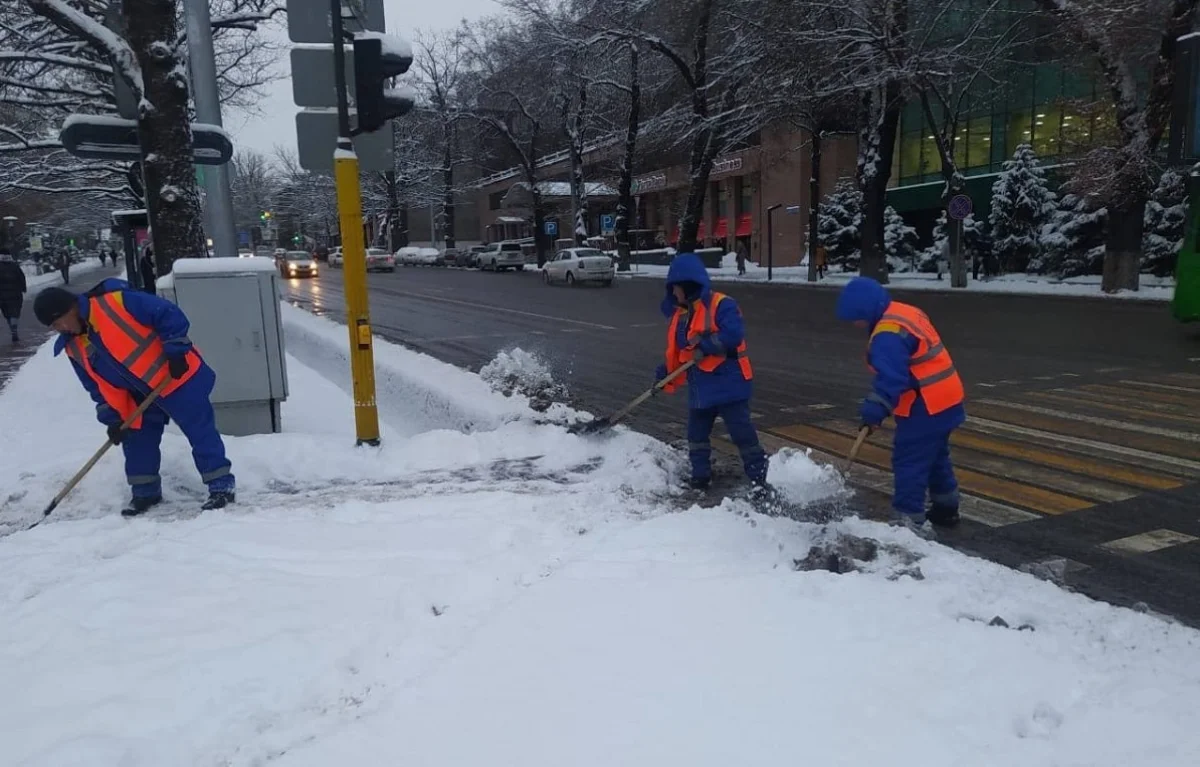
[891, 429, 959, 517]
[687, 399, 768, 484]
[122, 366, 234, 498]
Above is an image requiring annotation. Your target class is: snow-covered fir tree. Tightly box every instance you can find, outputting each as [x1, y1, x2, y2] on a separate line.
[817, 180, 862, 270]
[1142, 169, 1188, 277]
[989, 144, 1056, 274]
[1037, 193, 1107, 277]
[884, 205, 919, 272]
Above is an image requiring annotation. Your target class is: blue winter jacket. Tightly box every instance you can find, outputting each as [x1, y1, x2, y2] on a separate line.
[53, 278, 207, 426]
[660, 254, 753, 410]
[835, 277, 965, 441]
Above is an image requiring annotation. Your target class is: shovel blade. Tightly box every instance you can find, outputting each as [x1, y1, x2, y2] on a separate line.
[569, 417, 611, 435]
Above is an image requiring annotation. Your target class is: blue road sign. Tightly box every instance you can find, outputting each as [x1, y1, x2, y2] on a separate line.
[600, 214, 615, 234]
[947, 194, 973, 221]
[545, 220, 558, 237]
[238, 230, 251, 246]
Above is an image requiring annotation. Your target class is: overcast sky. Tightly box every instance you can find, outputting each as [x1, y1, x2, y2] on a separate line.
[226, 0, 500, 158]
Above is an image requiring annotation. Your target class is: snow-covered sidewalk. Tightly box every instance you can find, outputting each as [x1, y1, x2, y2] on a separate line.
[622, 256, 1176, 300]
[19, 257, 108, 291]
[1, 311, 1198, 765]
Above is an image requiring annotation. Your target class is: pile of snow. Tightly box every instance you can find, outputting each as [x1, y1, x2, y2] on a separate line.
[2, 310, 1199, 764]
[280, 302, 528, 435]
[479, 347, 570, 412]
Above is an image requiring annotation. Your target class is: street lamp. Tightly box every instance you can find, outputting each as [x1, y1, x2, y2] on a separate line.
[766, 204, 782, 282]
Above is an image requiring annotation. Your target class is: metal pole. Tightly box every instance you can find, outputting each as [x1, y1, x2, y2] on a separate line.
[182, 0, 236, 258]
[807, 131, 821, 283]
[767, 203, 781, 282]
[331, 0, 381, 446]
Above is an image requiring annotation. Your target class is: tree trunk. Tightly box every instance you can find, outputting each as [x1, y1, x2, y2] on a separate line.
[807, 130, 821, 282]
[1104, 198, 1146, 292]
[678, 128, 717, 254]
[615, 46, 640, 273]
[397, 205, 409, 248]
[858, 90, 901, 284]
[568, 84, 589, 246]
[442, 134, 456, 249]
[124, 0, 206, 276]
[385, 171, 402, 252]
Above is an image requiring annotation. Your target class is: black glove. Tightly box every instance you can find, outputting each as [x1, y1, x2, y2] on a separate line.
[107, 423, 125, 445]
[168, 356, 188, 379]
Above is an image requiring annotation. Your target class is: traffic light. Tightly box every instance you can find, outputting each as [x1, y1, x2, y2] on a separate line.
[353, 32, 416, 134]
[292, 233, 302, 244]
[260, 211, 272, 223]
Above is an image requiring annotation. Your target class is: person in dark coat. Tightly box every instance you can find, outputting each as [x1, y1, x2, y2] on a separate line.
[139, 245, 156, 294]
[57, 249, 70, 285]
[0, 248, 26, 343]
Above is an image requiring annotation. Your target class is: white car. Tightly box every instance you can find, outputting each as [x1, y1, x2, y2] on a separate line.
[395, 246, 442, 266]
[329, 247, 344, 268]
[366, 248, 396, 272]
[542, 248, 616, 287]
[480, 241, 526, 272]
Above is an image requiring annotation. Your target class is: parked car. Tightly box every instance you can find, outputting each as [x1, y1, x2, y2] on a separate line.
[277, 250, 318, 278]
[440, 247, 464, 266]
[464, 245, 488, 268]
[237, 250, 254, 258]
[366, 247, 396, 272]
[480, 241, 526, 272]
[395, 246, 442, 266]
[329, 247, 344, 268]
[542, 248, 616, 287]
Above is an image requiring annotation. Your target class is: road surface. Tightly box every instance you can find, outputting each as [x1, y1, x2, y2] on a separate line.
[284, 264, 1200, 624]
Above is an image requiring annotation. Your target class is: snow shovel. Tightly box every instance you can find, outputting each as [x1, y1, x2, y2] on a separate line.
[26, 379, 171, 532]
[569, 359, 696, 436]
[842, 426, 871, 475]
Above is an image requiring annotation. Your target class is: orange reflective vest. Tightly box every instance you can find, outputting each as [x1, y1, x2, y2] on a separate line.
[868, 301, 964, 417]
[663, 292, 753, 394]
[64, 291, 202, 429]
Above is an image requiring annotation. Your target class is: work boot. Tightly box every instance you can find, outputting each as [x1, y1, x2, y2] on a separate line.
[121, 494, 163, 518]
[926, 504, 961, 529]
[888, 509, 936, 541]
[201, 490, 236, 511]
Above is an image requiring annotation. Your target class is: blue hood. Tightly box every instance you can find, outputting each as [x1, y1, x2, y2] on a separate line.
[660, 253, 712, 317]
[835, 276, 891, 328]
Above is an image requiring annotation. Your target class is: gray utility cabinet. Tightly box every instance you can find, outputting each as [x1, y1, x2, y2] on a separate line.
[157, 257, 288, 436]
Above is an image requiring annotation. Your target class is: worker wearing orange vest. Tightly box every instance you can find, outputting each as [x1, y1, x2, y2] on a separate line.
[34, 279, 235, 517]
[835, 277, 965, 534]
[654, 254, 769, 493]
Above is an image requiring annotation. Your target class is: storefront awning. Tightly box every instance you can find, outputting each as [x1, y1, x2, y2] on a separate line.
[711, 217, 728, 240]
[672, 220, 708, 242]
[735, 213, 752, 238]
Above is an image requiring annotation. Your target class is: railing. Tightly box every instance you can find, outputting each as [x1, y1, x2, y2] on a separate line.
[473, 137, 621, 189]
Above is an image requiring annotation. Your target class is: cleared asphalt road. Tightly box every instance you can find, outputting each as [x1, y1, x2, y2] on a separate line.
[285, 264, 1200, 624]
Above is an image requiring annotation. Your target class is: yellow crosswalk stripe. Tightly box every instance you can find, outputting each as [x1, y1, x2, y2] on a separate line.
[1049, 385, 1198, 418]
[969, 402, 1200, 461]
[977, 398, 1200, 443]
[1025, 390, 1200, 428]
[769, 422, 1093, 514]
[822, 418, 1165, 500]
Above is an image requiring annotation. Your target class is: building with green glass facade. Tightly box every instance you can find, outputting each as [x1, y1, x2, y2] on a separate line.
[885, 30, 1122, 236]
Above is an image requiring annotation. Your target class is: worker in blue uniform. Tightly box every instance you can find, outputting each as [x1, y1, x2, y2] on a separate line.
[655, 253, 769, 494]
[34, 279, 235, 516]
[835, 277, 966, 536]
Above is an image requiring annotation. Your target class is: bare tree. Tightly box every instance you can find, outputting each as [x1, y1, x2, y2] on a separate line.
[1039, 0, 1199, 292]
[414, 29, 470, 249]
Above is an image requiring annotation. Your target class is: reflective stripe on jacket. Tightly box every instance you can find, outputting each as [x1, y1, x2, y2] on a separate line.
[867, 300, 964, 417]
[663, 292, 753, 394]
[65, 291, 202, 428]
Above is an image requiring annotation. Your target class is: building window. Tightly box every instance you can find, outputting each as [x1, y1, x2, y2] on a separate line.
[1006, 109, 1033, 156]
[920, 133, 942, 177]
[717, 185, 729, 218]
[489, 191, 503, 211]
[900, 131, 923, 180]
[964, 116, 991, 170]
[738, 176, 753, 216]
[1032, 106, 1063, 157]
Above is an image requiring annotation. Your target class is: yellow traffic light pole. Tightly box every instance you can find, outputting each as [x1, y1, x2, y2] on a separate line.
[330, 0, 380, 446]
[334, 142, 381, 445]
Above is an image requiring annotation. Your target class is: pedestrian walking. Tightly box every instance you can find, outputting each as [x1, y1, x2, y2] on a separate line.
[139, 245, 156, 293]
[58, 249, 70, 285]
[33, 279, 236, 516]
[735, 243, 747, 276]
[835, 276, 965, 536]
[0, 247, 26, 343]
[655, 253, 772, 497]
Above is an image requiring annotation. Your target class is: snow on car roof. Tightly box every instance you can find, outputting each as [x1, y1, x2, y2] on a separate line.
[171, 256, 278, 275]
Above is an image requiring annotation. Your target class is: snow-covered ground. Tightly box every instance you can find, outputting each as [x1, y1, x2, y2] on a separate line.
[18, 257, 107, 291]
[623, 254, 1176, 300]
[2, 309, 1199, 766]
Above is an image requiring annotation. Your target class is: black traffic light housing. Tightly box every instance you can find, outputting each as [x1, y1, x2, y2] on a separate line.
[353, 32, 415, 134]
